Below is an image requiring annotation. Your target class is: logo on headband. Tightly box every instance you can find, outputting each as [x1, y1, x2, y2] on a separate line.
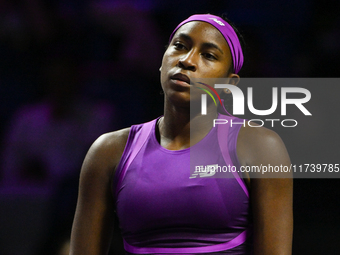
[208, 18, 225, 26]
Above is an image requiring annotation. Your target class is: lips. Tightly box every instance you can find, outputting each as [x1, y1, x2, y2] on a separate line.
[171, 73, 190, 85]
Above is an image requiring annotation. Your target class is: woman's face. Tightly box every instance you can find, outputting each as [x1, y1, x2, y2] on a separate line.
[160, 21, 236, 105]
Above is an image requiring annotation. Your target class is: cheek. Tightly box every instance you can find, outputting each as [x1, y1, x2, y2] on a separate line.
[160, 54, 170, 88]
[160, 51, 172, 71]
[160, 51, 176, 80]
[218, 68, 230, 78]
[201, 65, 229, 78]
[214, 61, 231, 78]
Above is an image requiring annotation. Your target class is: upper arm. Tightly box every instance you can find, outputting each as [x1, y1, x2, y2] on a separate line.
[70, 128, 130, 255]
[237, 125, 293, 255]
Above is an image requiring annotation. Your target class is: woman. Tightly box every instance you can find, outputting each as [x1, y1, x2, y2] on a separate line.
[70, 14, 293, 254]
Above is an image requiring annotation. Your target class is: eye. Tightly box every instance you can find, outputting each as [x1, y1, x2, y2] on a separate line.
[173, 42, 186, 50]
[202, 53, 217, 60]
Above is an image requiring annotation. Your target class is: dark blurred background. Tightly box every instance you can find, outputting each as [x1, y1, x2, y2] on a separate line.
[0, 0, 339, 254]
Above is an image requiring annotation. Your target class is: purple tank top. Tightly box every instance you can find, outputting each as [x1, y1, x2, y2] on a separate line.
[113, 114, 252, 254]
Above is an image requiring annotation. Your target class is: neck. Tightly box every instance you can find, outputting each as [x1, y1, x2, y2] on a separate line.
[158, 97, 218, 150]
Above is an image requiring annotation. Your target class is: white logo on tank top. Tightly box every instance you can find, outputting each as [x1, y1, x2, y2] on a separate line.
[190, 164, 217, 178]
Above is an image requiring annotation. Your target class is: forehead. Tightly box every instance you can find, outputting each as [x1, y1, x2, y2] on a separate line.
[171, 21, 229, 49]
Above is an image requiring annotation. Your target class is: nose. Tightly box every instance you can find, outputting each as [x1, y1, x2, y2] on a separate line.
[178, 50, 197, 71]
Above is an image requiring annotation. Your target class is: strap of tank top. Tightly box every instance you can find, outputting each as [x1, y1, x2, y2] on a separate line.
[217, 114, 249, 198]
[123, 229, 249, 254]
[113, 119, 156, 199]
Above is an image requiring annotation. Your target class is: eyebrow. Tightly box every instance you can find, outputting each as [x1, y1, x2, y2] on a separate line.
[176, 33, 224, 55]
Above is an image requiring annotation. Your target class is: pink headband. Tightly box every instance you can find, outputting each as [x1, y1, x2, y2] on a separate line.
[169, 14, 244, 74]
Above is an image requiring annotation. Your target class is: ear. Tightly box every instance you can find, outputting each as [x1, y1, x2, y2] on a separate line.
[228, 73, 240, 85]
[159, 66, 162, 72]
[223, 73, 240, 93]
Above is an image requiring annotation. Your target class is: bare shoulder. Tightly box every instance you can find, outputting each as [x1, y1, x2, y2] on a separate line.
[70, 128, 131, 254]
[89, 128, 131, 159]
[236, 122, 290, 168]
[81, 127, 131, 180]
[237, 123, 293, 254]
